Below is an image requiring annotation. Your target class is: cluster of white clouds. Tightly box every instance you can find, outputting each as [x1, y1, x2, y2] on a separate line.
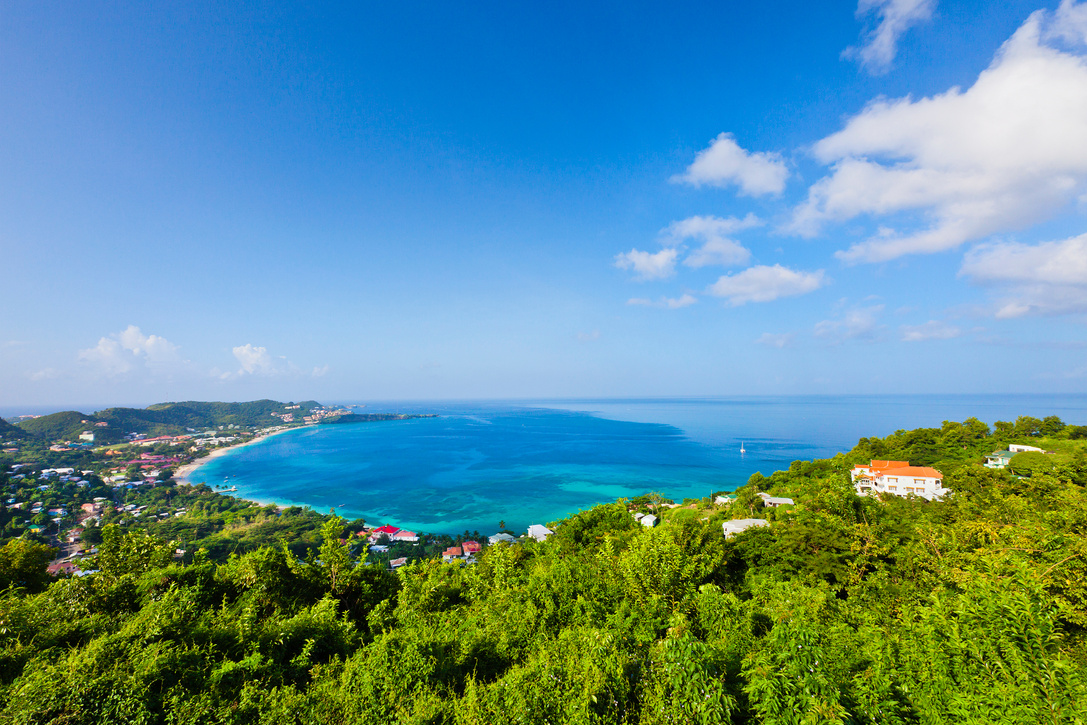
[795, 5, 1087, 267]
[60, 326, 329, 384]
[961, 233, 1087, 317]
[618, 0, 1087, 330]
[77, 325, 184, 376]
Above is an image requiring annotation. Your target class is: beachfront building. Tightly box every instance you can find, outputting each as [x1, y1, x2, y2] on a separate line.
[757, 492, 794, 508]
[526, 524, 553, 542]
[722, 519, 769, 537]
[851, 460, 947, 500]
[391, 530, 419, 542]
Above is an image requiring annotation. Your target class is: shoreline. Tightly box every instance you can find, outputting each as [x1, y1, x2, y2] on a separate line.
[173, 425, 310, 486]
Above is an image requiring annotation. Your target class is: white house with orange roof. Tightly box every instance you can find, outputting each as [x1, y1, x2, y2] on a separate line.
[851, 460, 948, 500]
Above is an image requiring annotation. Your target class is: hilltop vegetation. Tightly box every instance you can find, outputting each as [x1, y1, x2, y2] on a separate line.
[1, 416, 1085, 723]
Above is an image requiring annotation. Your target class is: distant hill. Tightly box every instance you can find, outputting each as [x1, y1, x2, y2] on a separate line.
[16, 400, 323, 442]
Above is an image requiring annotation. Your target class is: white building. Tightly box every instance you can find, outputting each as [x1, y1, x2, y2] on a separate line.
[851, 460, 948, 500]
[985, 443, 1048, 469]
[757, 492, 794, 508]
[722, 519, 769, 537]
[526, 524, 553, 541]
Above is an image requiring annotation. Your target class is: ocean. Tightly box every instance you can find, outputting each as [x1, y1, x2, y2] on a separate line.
[185, 394, 1087, 535]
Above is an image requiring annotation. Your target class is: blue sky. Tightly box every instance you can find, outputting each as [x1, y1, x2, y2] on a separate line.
[2, 0, 1087, 406]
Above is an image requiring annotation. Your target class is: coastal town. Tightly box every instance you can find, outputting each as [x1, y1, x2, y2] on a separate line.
[0, 400, 456, 575]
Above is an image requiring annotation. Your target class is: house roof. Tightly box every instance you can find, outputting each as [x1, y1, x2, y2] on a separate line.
[372, 525, 400, 535]
[855, 460, 942, 479]
[443, 546, 462, 557]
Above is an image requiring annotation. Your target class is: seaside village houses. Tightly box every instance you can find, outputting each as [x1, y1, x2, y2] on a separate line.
[851, 460, 948, 500]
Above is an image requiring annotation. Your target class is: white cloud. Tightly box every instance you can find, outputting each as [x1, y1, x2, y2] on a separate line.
[312, 365, 330, 377]
[627, 294, 698, 309]
[29, 367, 59, 381]
[960, 233, 1087, 317]
[815, 305, 885, 342]
[614, 247, 680, 280]
[663, 214, 760, 268]
[792, 5, 1087, 263]
[232, 344, 279, 376]
[77, 326, 182, 376]
[576, 330, 602, 341]
[900, 320, 962, 341]
[707, 265, 827, 306]
[755, 332, 794, 348]
[1049, 0, 1087, 44]
[844, 0, 936, 74]
[672, 133, 789, 196]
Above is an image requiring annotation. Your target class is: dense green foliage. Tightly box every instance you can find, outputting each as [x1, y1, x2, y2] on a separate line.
[1, 416, 1086, 723]
[143, 400, 322, 429]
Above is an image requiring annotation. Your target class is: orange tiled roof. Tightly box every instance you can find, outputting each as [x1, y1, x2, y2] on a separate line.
[854, 459, 942, 479]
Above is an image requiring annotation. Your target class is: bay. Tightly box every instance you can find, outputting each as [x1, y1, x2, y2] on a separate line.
[185, 394, 1087, 535]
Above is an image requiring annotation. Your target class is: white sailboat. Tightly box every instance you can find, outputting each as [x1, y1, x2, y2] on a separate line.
[740, 441, 746, 454]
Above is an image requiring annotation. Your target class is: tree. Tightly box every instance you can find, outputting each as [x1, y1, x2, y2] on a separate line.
[1041, 415, 1066, 436]
[1014, 416, 1043, 438]
[94, 524, 174, 577]
[0, 538, 55, 592]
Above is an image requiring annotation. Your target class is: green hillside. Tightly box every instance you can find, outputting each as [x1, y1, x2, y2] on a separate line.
[146, 399, 321, 428]
[14, 411, 98, 442]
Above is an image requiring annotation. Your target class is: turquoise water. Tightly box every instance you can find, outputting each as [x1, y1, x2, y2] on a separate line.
[187, 395, 1087, 534]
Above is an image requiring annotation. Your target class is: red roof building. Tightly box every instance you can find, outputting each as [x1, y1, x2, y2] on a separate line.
[461, 540, 482, 554]
[442, 546, 463, 560]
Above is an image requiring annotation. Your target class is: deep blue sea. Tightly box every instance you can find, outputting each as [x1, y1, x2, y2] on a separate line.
[185, 395, 1087, 535]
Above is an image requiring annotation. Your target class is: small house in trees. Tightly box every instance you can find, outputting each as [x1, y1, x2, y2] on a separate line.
[442, 546, 463, 561]
[462, 540, 482, 554]
[986, 443, 1046, 469]
[722, 519, 769, 537]
[369, 525, 400, 541]
[757, 492, 794, 507]
[851, 460, 947, 500]
[489, 532, 517, 544]
[526, 524, 553, 542]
